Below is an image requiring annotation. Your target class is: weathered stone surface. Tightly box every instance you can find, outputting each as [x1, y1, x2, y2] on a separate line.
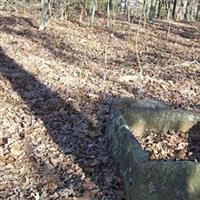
[106, 110, 149, 165]
[112, 98, 170, 111]
[112, 98, 200, 136]
[106, 98, 200, 200]
[126, 161, 200, 200]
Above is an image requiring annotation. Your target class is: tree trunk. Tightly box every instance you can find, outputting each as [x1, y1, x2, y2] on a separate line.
[39, 0, 48, 31]
[166, 0, 172, 20]
[91, 0, 97, 26]
[127, 0, 131, 22]
[149, 0, 158, 20]
[197, 0, 200, 20]
[107, 0, 111, 28]
[124, 0, 127, 15]
[79, 2, 85, 23]
[172, 0, 177, 19]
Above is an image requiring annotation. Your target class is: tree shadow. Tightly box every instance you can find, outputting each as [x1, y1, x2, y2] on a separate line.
[1, 27, 79, 65]
[188, 121, 200, 162]
[0, 16, 38, 29]
[151, 20, 200, 40]
[0, 15, 139, 69]
[0, 15, 109, 67]
[144, 31, 200, 48]
[0, 47, 124, 199]
[2, 15, 198, 76]
[131, 18, 199, 40]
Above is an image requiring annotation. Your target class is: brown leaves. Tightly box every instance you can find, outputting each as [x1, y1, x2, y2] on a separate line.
[138, 130, 190, 161]
[0, 9, 199, 200]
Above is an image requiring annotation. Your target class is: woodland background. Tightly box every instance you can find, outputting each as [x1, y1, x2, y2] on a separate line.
[1, 0, 200, 25]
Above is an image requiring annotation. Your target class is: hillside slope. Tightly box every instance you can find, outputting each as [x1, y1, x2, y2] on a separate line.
[0, 9, 199, 199]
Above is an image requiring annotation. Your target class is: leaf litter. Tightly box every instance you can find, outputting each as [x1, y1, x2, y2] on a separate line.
[0, 9, 200, 200]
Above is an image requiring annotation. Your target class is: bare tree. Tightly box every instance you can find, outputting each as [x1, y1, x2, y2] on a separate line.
[172, 0, 177, 19]
[107, 0, 111, 28]
[91, 0, 97, 26]
[39, 0, 49, 31]
[197, 0, 200, 20]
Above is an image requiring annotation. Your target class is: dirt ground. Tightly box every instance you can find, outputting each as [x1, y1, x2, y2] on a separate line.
[0, 8, 200, 199]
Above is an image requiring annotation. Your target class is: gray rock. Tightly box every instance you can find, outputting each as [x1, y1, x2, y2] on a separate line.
[106, 98, 200, 200]
[112, 98, 200, 136]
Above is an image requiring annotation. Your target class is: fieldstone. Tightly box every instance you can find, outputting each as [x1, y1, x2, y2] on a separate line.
[106, 98, 200, 200]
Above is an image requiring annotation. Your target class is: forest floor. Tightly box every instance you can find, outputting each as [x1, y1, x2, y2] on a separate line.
[0, 8, 200, 200]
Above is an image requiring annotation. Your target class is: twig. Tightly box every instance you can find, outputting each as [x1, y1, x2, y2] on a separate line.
[103, 35, 110, 83]
[166, 60, 200, 68]
[48, 0, 53, 16]
[2, 0, 16, 11]
[107, 0, 111, 29]
[49, 2, 70, 19]
[135, 16, 142, 74]
[167, 20, 171, 42]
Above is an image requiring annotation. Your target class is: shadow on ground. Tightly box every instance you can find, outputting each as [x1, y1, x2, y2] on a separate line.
[0, 47, 124, 199]
[0, 15, 105, 65]
[0, 16, 38, 29]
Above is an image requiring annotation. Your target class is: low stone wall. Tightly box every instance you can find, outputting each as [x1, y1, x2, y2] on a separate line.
[106, 98, 200, 200]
